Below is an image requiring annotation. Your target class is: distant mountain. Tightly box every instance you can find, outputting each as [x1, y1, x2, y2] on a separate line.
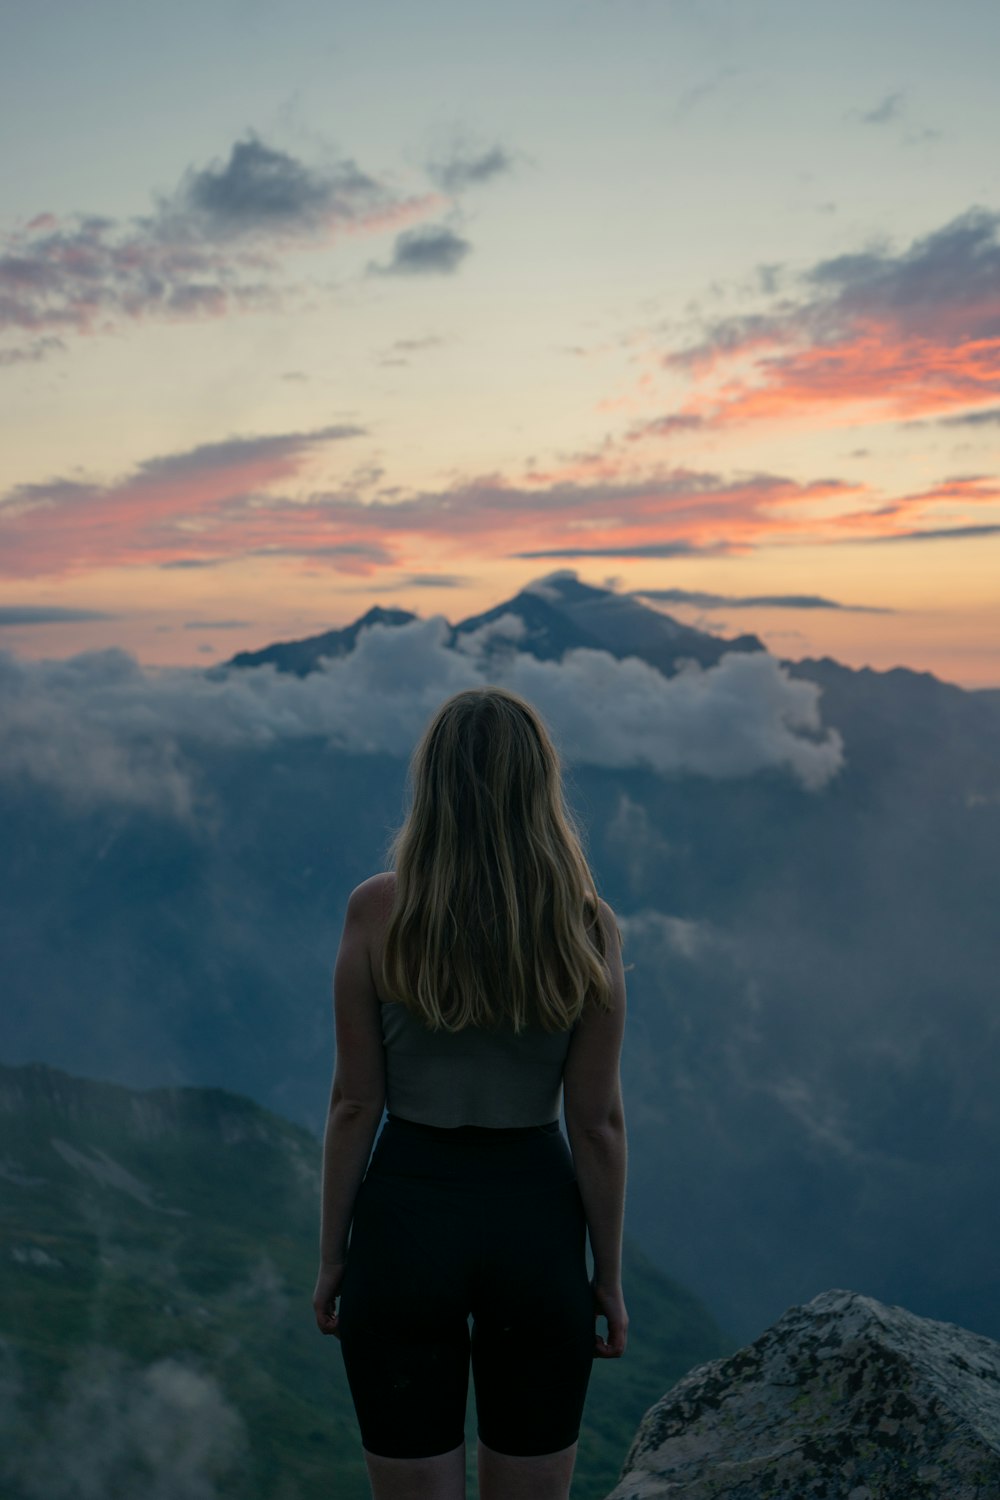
[220, 581, 1000, 777]
[223, 574, 766, 677]
[525, 575, 766, 670]
[451, 583, 610, 660]
[0, 1063, 731, 1500]
[226, 605, 418, 676]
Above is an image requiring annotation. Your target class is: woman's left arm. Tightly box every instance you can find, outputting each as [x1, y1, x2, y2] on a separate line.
[312, 878, 387, 1336]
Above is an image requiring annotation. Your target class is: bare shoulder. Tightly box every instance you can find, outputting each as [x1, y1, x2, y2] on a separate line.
[348, 871, 394, 909]
[345, 874, 396, 955]
[596, 896, 624, 952]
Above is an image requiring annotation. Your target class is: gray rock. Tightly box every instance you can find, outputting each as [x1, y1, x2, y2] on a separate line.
[607, 1288, 1000, 1500]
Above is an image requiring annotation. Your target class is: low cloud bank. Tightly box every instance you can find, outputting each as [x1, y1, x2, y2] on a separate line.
[1, 1345, 246, 1500]
[0, 616, 844, 814]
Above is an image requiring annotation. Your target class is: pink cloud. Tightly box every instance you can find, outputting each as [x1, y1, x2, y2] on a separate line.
[1, 422, 867, 579]
[5, 414, 995, 583]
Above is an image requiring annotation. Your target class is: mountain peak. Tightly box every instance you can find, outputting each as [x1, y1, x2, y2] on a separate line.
[510, 570, 766, 670]
[520, 568, 613, 607]
[355, 605, 418, 627]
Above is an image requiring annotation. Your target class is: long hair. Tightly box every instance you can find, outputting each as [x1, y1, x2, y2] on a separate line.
[381, 686, 620, 1033]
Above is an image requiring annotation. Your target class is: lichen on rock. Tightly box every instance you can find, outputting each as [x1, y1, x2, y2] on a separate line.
[606, 1288, 1000, 1500]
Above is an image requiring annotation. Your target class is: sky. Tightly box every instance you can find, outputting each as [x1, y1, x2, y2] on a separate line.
[1, 0, 999, 686]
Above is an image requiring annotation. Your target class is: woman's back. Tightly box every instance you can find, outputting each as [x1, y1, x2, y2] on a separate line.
[381, 997, 573, 1128]
[371, 871, 577, 1128]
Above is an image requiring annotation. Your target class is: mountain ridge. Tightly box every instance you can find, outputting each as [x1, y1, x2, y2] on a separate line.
[223, 572, 767, 679]
[219, 571, 1000, 717]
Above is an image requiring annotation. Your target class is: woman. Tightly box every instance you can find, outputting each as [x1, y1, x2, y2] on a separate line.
[312, 685, 628, 1500]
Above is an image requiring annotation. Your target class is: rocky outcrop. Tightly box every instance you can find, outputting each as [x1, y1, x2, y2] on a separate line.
[607, 1288, 1000, 1500]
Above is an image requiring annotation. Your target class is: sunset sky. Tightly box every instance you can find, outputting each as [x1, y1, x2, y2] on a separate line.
[2, 0, 999, 686]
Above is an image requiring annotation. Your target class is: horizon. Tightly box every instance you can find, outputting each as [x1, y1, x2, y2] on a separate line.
[0, 567, 993, 694]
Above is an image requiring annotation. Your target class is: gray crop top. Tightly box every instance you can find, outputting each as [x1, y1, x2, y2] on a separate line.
[380, 1000, 575, 1128]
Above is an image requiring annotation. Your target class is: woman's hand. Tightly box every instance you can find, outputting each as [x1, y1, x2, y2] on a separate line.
[312, 1262, 346, 1337]
[592, 1280, 628, 1358]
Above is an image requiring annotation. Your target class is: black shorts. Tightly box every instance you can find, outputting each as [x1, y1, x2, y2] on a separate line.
[336, 1113, 595, 1460]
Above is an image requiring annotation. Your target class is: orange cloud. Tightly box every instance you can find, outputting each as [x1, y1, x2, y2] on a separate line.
[6, 410, 995, 583]
[630, 207, 1000, 436]
[0, 425, 365, 576]
[1, 422, 868, 580]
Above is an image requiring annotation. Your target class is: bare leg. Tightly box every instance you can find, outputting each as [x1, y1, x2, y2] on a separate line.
[477, 1438, 578, 1500]
[363, 1441, 466, 1500]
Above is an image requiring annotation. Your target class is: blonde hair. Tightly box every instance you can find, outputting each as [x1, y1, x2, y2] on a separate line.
[382, 686, 619, 1033]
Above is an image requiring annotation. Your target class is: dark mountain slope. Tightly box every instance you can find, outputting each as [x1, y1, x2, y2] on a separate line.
[226, 605, 417, 677]
[0, 1062, 732, 1500]
[524, 573, 765, 671]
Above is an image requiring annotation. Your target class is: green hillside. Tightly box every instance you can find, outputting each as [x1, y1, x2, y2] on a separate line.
[0, 1063, 732, 1499]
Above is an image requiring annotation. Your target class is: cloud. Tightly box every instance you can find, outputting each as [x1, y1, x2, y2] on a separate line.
[4, 1347, 247, 1500]
[0, 606, 113, 625]
[617, 907, 724, 965]
[0, 135, 440, 359]
[641, 206, 1000, 431]
[605, 791, 675, 896]
[938, 406, 1000, 427]
[503, 643, 844, 792]
[368, 223, 472, 276]
[838, 521, 1000, 544]
[347, 569, 468, 588]
[904, 126, 943, 147]
[0, 422, 365, 577]
[379, 334, 446, 365]
[0, 615, 844, 816]
[671, 67, 744, 123]
[255, 540, 396, 566]
[427, 144, 515, 193]
[388, 336, 445, 353]
[769, 472, 1000, 546]
[0, 648, 196, 819]
[13, 397, 982, 567]
[631, 588, 893, 613]
[859, 91, 904, 125]
[816, 473, 1000, 543]
[891, 474, 1000, 505]
[398, 572, 467, 587]
[1, 429, 860, 578]
[512, 539, 743, 559]
[627, 413, 706, 440]
[157, 135, 384, 241]
[182, 620, 250, 630]
[288, 468, 847, 568]
[0, 335, 66, 366]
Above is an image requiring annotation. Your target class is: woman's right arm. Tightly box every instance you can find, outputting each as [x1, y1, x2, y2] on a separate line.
[562, 897, 629, 1358]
